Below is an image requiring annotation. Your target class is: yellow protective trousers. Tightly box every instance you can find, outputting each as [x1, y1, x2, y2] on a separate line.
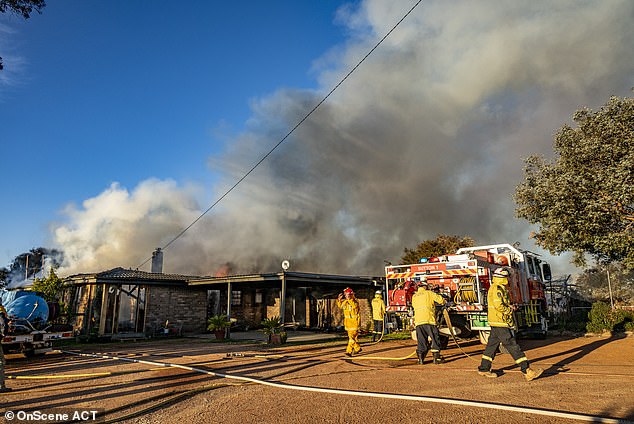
[346, 330, 361, 354]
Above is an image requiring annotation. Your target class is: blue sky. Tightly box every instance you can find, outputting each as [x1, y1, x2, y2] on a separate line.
[0, 1, 353, 267]
[1, 1, 632, 279]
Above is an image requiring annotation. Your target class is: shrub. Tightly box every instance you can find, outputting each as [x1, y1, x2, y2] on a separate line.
[207, 315, 231, 331]
[260, 316, 282, 335]
[586, 302, 612, 333]
[586, 302, 634, 333]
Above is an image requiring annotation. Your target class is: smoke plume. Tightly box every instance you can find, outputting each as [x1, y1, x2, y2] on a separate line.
[53, 0, 634, 277]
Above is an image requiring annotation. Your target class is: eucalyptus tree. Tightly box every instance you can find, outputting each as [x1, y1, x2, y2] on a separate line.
[515, 95, 634, 269]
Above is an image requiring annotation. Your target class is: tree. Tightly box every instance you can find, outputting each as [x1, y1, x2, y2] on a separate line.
[515, 95, 634, 269]
[575, 264, 634, 305]
[400, 234, 476, 264]
[0, 0, 46, 70]
[2, 247, 64, 285]
[31, 267, 64, 302]
[0, 267, 8, 288]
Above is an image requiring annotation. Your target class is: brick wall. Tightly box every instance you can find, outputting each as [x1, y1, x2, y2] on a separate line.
[146, 285, 207, 335]
[330, 287, 373, 331]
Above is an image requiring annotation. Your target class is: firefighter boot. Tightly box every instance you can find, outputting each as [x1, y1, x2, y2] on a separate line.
[417, 351, 427, 365]
[478, 370, 498, 378]
[524, 367, 544, 382]
[432, 352, 445, 365]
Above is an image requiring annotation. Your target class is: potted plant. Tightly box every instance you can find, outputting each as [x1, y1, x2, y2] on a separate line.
[207, 315, 231, 340]
[260, 316, 287, 344]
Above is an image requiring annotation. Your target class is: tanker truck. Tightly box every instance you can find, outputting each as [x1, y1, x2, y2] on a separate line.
[1, 289, 74, 357]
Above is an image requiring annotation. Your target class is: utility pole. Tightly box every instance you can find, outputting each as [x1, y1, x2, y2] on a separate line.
[606, 269, 615, 309]
[280, 260, 290, 325]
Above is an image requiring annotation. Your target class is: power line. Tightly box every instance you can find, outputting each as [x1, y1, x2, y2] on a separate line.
[136, 0, 423, 270]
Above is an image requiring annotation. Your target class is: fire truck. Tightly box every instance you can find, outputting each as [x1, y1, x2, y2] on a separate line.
[384, 243, 551, 344]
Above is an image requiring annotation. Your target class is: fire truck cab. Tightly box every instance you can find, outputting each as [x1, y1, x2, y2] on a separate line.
[384, 243, 551, 343]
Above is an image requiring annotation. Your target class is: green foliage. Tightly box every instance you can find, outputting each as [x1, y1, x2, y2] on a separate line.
[0, 0, 46, 70]
[260, 316, 287, 344]
[586, 302, 612, 333]
[3, 247, 64, 283]
[31, 268, 65, 302]
[206, 315, 231, 331]
[401, 234, 475, 265]
[0, 0, 46, 18]
[586, 301, 634, 333]
[260, 316, 283, 335]
[515, 95, 634, 269]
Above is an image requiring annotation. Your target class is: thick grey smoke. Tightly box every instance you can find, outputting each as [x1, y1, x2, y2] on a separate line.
[54, 0, 634, 277]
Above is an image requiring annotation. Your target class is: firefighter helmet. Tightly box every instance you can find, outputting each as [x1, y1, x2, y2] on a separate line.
[375, 290, 382, 296]
[343, 287, 354, 296]
[493, 268, 510, 277]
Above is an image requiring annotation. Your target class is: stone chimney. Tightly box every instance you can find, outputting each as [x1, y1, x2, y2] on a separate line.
[151, 248, 163, 273]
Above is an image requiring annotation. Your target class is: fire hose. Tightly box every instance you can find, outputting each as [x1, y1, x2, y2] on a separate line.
[441, 308, 478, 362]
[60, 350, 623, 423]
[362, 316, 386, 346]
[354, 308, 475, 362]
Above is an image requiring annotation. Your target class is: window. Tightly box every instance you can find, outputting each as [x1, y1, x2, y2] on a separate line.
[231, 290, 242, 306]
[255, 291, 263, 304]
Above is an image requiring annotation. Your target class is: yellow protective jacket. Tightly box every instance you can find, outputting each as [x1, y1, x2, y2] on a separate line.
[412, 287, 446, 326]
[487, 276, 515, 328]
[371, 296, 386, 320]
[337, 297, 360, 331]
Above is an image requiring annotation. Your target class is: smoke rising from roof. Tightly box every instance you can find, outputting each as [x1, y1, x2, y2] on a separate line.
[53, 0, 634, 277]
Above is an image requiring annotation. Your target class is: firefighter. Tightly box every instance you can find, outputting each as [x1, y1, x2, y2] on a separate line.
[412, 278, 446, 365]
[371, 290, 386, 342]
[337, 287, 362, 356]
[478, 268, 544, 381]
[0, 302, 11, 393]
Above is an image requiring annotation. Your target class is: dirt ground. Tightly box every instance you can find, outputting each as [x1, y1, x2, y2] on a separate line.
[1, 332, 633, 424]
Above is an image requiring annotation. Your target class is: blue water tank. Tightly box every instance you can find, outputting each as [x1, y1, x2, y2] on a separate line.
[5, 292, 50, 330]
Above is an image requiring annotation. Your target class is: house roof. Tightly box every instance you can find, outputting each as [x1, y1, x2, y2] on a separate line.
[188, 271, 381, 287]
[65, 268, 383, 289]
[65, 267, 204, 286]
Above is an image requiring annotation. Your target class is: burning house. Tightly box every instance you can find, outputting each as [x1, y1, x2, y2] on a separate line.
[63, 264, 382, 339]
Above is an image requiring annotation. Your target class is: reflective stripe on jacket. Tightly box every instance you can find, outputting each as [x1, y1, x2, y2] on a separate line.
[412, 287, 446, 326]
[487, 276, 514, 328]
[337, 298, 360, 331]
[371, 296, 386, 320]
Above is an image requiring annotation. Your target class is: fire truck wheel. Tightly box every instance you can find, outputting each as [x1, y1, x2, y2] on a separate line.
[439, 316, 471, 339]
